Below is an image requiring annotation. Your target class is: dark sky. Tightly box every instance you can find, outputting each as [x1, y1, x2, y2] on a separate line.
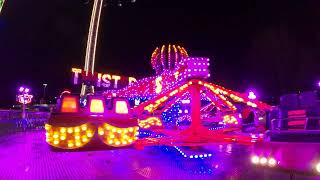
[0, 0, 320, 106]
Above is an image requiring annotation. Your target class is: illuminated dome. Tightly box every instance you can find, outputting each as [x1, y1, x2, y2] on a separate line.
[151, 44, 189, 74]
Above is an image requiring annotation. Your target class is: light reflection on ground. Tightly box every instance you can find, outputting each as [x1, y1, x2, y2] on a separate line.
[0, 131, 317, 179]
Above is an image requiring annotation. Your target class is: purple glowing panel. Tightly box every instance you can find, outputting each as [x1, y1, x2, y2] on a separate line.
[178, 57, 210, 81]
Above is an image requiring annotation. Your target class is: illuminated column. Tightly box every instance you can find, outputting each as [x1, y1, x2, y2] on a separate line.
[189, 84, 202, 131]
[81, 0, 104, 96]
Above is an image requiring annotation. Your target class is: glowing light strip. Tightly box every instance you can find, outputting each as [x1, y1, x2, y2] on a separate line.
[90, 0, 103, 75]
[82, 0, 104, 96]
[174, 146, 212, 159]
[138, 117, 162, 129]
[207, 83, 264, 109]
[168, 44, 171, 69]
[173, 45, 178, 67]
[162, 96, 181, 113]
[151, 47, 160, 70]
[0, 0, 5, 14]
[160, 45, 166, 69]
[84, 0, 97, 74]
[204, 84, 237, 110]
[204, 92, 222, 111]
[181, 47, 188, 57]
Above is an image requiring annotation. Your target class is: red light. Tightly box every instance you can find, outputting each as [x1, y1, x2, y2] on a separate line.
[115, 101, 128, 114]
[90, 99, 105, 113]
[61, 96, 78, 113]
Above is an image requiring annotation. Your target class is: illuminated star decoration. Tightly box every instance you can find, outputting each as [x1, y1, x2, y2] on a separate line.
[151, 44, 189, 75]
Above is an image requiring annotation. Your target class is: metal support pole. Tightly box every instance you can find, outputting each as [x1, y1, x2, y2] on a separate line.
[189, 84, 202, 131]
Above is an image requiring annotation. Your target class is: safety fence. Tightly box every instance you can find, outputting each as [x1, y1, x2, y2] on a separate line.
[0, 110, 50, 135]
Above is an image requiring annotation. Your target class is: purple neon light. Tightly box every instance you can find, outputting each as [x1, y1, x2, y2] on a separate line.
[24, 88, 30, 93]
[248, 91, 256, 100]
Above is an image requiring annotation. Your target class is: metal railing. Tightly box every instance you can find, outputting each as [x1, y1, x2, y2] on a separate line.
[0, 110, 50, 134]
[271, 117, 320, 130]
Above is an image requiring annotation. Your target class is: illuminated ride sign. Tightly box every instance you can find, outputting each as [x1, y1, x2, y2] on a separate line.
[72, 68, 137, 90]
[17, 94, 33, 104]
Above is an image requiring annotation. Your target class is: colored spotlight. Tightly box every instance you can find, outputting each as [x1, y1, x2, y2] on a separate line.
[251, 155, 259, 164]
[268, 158, 276, 167]
[260, 157, 267, 165]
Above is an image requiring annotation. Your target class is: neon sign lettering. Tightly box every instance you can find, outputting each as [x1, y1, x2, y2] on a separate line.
[72, 68, 136, 90]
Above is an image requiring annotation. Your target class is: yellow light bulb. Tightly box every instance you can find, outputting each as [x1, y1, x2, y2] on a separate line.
[60, 136, 66, 140]
[67, 128, 73, 133]
[68, 143, 74, 148]
[75, 127, 80, 133]
[53, 140, 59, 145]
[60, 128, 66, 133]
[75, 142, 82, 147]
[82, 137, 88, 142]
[53, 134, 59, 139]
[117, 129, 122, 133]
[98, 130, 104, 135]
[81, 125, 87, 131]
[87, 132, 93, 137]
[45, 124, 51, 130]
[108, 140, 113, 144]
[75, 135, 80, 140]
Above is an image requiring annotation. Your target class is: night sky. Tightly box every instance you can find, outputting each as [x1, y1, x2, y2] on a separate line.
[0, 0, 320, 107]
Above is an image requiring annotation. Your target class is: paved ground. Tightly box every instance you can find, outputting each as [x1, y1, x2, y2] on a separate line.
[0, 131, 318, 180]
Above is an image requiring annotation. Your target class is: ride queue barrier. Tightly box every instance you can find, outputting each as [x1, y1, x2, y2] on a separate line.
[0, 110, 50, 135]
[271, 117, 320, 130]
